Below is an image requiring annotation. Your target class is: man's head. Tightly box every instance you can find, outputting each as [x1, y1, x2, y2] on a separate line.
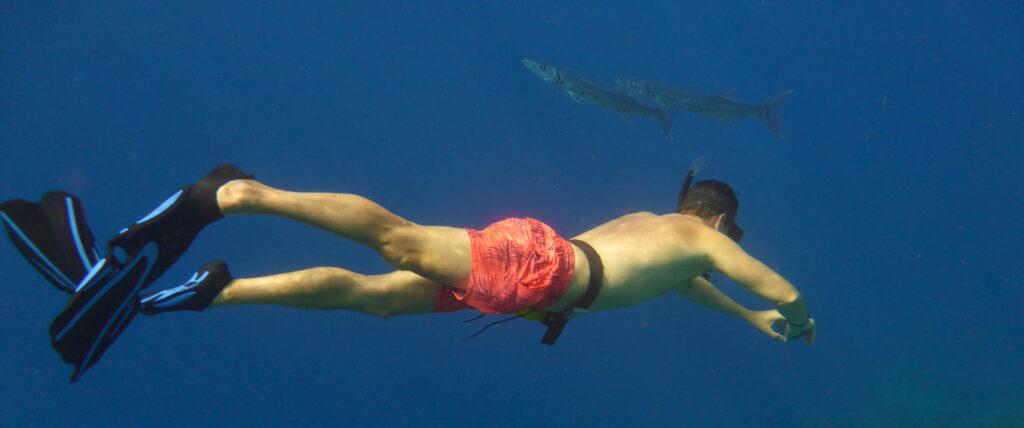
[676, 180, 744, 242]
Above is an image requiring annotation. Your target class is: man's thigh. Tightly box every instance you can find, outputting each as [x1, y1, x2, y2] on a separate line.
[372, 270, 446, 315]
[382, 225, 471, 289]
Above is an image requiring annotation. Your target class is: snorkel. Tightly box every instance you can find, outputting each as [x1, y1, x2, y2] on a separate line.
[677, 157, 717, 282]
[677, 157, 705, 208]
[677, 157, 744, 243]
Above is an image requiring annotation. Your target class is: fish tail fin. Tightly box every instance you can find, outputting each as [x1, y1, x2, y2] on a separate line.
[759, 89, 793, 138]
[656, 105, 680, 139]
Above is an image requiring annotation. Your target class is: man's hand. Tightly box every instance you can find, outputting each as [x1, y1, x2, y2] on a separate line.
[782, 318, 816, 346]
[746, 309, 787, 341]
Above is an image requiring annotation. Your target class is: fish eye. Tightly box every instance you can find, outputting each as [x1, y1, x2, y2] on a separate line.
[539, 65, 546, 71]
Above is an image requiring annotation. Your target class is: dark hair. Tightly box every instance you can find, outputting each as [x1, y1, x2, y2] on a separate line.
[677, 180, 744, 242]
[677, 180, 737, 215]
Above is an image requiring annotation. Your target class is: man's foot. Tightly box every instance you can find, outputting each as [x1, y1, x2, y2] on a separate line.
[140, 260, 233, 314]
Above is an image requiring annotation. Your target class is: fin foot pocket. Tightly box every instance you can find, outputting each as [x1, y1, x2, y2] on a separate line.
[140, 260, 233, 314]
[107, 163, 253, 277]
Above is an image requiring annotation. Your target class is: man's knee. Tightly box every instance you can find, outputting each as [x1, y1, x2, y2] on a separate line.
[311, 268, 399, 317]
[376, 225, 427, 271]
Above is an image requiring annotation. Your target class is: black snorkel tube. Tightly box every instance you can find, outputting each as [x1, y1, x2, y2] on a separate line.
[678, 156, 706, 206]
[677, 157, 718, 283]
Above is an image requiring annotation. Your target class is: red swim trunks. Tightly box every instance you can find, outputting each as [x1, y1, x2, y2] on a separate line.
[434, 217, 575, 314]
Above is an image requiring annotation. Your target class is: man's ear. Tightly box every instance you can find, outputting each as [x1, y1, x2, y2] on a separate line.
[711, 213, 726, 231]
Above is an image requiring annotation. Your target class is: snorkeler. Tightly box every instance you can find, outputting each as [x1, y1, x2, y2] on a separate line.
[1, 162, 815, 382]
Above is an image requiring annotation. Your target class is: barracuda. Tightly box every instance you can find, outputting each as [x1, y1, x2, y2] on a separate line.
[616, 77, 792, 138]
[522, 59, 677, 138]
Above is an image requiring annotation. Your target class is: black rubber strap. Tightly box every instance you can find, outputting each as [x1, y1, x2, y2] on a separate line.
[540, 313, 568, 345]
[541, 239, 603, 345]
[568, 239, 603, 310]
[788, 314, 810, 327]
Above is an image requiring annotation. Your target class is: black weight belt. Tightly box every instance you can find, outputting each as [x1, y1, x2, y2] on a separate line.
[540, 238, 604, 345]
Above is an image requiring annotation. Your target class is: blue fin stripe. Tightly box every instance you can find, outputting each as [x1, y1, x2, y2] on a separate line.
[152, 291, 197, 308]
[29, 257, 74, 291]
[56, 256, 132, 340]
[139, 271, 208, 304]
[106, 303, 137, 341]
[139, 285, 188, 304]
[0, 211, 76, 289]
[65, 197, 94, 271]
[135, 190, 182, 225]
[74, 258, 108, 293]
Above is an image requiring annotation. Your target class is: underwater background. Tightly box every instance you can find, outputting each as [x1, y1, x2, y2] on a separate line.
[1, 1, 1021, 426]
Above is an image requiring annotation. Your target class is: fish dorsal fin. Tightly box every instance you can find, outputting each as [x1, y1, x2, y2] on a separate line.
[719, 88, 737, 100]
[565, 91, 582, 102]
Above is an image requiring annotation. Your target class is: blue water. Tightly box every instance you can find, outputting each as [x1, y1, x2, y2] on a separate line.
[1, 2, 1021, 426]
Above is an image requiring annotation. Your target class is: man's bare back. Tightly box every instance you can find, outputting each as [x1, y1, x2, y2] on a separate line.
[558, 212, 720, 311]
[541, 207, 812, 347]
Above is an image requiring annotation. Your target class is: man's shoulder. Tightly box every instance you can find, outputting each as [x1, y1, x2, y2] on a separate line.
[623, 212, 693, 225]
[605, 212, 703, 228]
[579, 212, 697, 239]
[613, 211, 659, 221]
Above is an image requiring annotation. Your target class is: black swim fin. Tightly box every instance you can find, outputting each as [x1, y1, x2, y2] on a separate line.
[49, 253, 149, 382]
[140, 259, 233, 314]
[0, 191, 139, 382]
[0, 191, 104, 293]
[47, 164, 253, 382]
[105, 163, 252, 270]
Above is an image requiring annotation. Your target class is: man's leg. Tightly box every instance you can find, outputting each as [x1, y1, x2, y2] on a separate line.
[214, 268, 442, 317]
[215, 179, 471, 288]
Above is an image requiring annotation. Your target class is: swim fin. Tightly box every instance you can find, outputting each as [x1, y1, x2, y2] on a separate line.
[0, 191, 104, 293]
[50, 252, 150, 382]
[47, 164, 253, 382]
[140, 260, 233, 315]
[106, 163, 253, 269]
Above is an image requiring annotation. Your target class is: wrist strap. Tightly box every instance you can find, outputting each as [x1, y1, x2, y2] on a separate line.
[787, 316, 810, 327]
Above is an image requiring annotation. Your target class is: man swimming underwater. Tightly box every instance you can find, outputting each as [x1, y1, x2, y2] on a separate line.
[1, 163, 815, 382]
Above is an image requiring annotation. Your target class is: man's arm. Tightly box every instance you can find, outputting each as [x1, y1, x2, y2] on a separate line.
[700, 228, 815, 344]
[675, 276, 750, 320]
[676, 276, 785, 340]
